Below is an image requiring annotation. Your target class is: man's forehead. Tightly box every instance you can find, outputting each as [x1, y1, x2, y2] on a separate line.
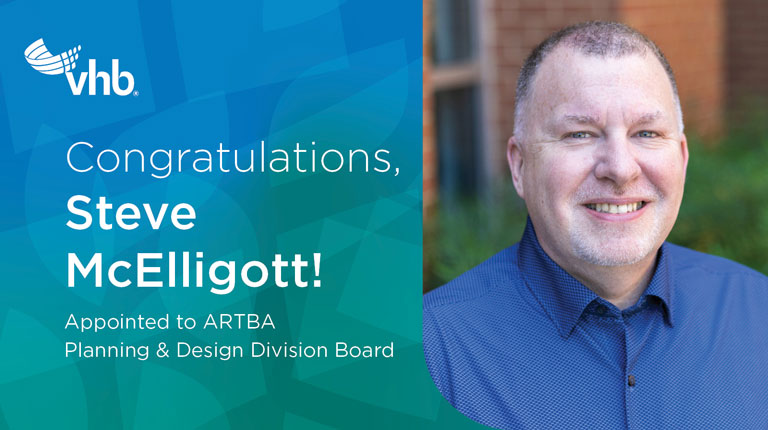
[536, 46, 661, 85]
[531, 47, 676, 112]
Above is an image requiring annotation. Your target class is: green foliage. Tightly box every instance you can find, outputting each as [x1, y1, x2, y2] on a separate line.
[424, 186, 528, 291]
[425, 111, 768, 292]
[669, 110, 768, 276]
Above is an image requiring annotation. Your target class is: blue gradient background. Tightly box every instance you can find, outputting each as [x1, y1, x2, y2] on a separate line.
[0, 1, 484, 428]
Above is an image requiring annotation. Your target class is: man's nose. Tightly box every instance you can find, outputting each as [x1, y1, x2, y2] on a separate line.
[593, 134, 642, 187]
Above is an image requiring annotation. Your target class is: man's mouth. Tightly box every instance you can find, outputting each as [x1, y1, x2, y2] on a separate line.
[585, 201, 646, 214]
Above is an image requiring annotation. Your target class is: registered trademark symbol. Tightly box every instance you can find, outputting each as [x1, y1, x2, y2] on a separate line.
[133, 91, 139, 96]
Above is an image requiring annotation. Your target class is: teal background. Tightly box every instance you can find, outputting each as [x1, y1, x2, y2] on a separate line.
[0, 1, 483, 428]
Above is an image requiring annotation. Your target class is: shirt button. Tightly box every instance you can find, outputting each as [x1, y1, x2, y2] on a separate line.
[628, 375, 636, 387]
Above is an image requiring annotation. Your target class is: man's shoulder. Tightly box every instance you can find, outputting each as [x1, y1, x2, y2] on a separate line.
[666, 242, 768, 281]
[667, 244, 768, 302]
[423, 244, 521, 310]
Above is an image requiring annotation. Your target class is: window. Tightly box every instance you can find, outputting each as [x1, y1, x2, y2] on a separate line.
[431, 0, 484, 204]
[432, 0, 476, 66]
[435, 86, 481, 199]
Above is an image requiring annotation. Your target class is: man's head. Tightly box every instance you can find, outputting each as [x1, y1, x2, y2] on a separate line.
[508, 22, 689, 272]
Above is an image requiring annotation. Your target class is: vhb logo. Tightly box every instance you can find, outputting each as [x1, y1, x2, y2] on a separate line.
[24, 38, 135, 96]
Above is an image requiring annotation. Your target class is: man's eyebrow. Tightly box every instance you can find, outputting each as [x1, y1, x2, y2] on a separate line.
[560, 112, 665, 126]
[562, 114, 601, 125]
[633, 111, 664, 125]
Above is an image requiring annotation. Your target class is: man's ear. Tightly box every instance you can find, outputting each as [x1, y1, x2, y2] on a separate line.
[507, 135, 525, 199]
[680, 132, 689, 174]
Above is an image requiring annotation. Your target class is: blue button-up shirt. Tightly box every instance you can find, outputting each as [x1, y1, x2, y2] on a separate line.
[423, 219, 768, 429]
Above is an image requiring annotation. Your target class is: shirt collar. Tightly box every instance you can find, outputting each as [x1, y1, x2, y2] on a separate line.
[517, 218, 675, 338]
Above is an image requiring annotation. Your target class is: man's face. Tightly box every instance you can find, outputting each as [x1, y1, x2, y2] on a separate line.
[508, 47, 688, 270]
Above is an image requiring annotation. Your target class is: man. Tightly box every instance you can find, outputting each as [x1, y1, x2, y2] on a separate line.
[423, 22, 768, 429]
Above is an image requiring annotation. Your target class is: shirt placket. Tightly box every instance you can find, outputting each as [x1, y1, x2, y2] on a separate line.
[623, 317, 636, 430]
[592, 301, 647, 430]
[622, 305, 659, 430]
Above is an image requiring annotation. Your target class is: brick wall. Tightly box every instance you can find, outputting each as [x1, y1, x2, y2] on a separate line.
[727, 0, 768, 109]
[618, 0, 724, 136]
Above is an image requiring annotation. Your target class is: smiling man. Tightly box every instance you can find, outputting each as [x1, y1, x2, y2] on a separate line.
[423, 22, 768, 429]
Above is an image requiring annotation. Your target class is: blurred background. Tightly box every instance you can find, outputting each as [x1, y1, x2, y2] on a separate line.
[423, 0, 768, 291]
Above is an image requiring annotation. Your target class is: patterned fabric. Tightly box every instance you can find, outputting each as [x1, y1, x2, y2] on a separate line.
[423, 218, 768, 429]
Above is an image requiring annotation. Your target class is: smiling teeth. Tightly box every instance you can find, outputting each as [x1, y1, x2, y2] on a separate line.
[586, 202, 644, 214]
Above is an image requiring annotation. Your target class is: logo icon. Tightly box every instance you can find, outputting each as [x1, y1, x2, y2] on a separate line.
[24, 38, 81, 75]
[24, 38, 135, 96]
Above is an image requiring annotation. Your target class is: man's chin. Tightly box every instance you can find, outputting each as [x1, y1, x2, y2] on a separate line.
[575, 212, 658, 239]
[577, 250, 650, 267]
[570, 235, 657, 267]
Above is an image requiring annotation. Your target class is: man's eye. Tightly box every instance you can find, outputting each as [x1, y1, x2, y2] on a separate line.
[636, 130, 658, 138]
[569, 131, 591, 138]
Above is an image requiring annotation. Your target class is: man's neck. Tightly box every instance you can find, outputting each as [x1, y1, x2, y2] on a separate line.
[535, 234, 659, 310]
[567, 256, 657, 310]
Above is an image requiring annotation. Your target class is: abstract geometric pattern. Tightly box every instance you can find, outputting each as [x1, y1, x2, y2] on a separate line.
[0, 0, 481, 428]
